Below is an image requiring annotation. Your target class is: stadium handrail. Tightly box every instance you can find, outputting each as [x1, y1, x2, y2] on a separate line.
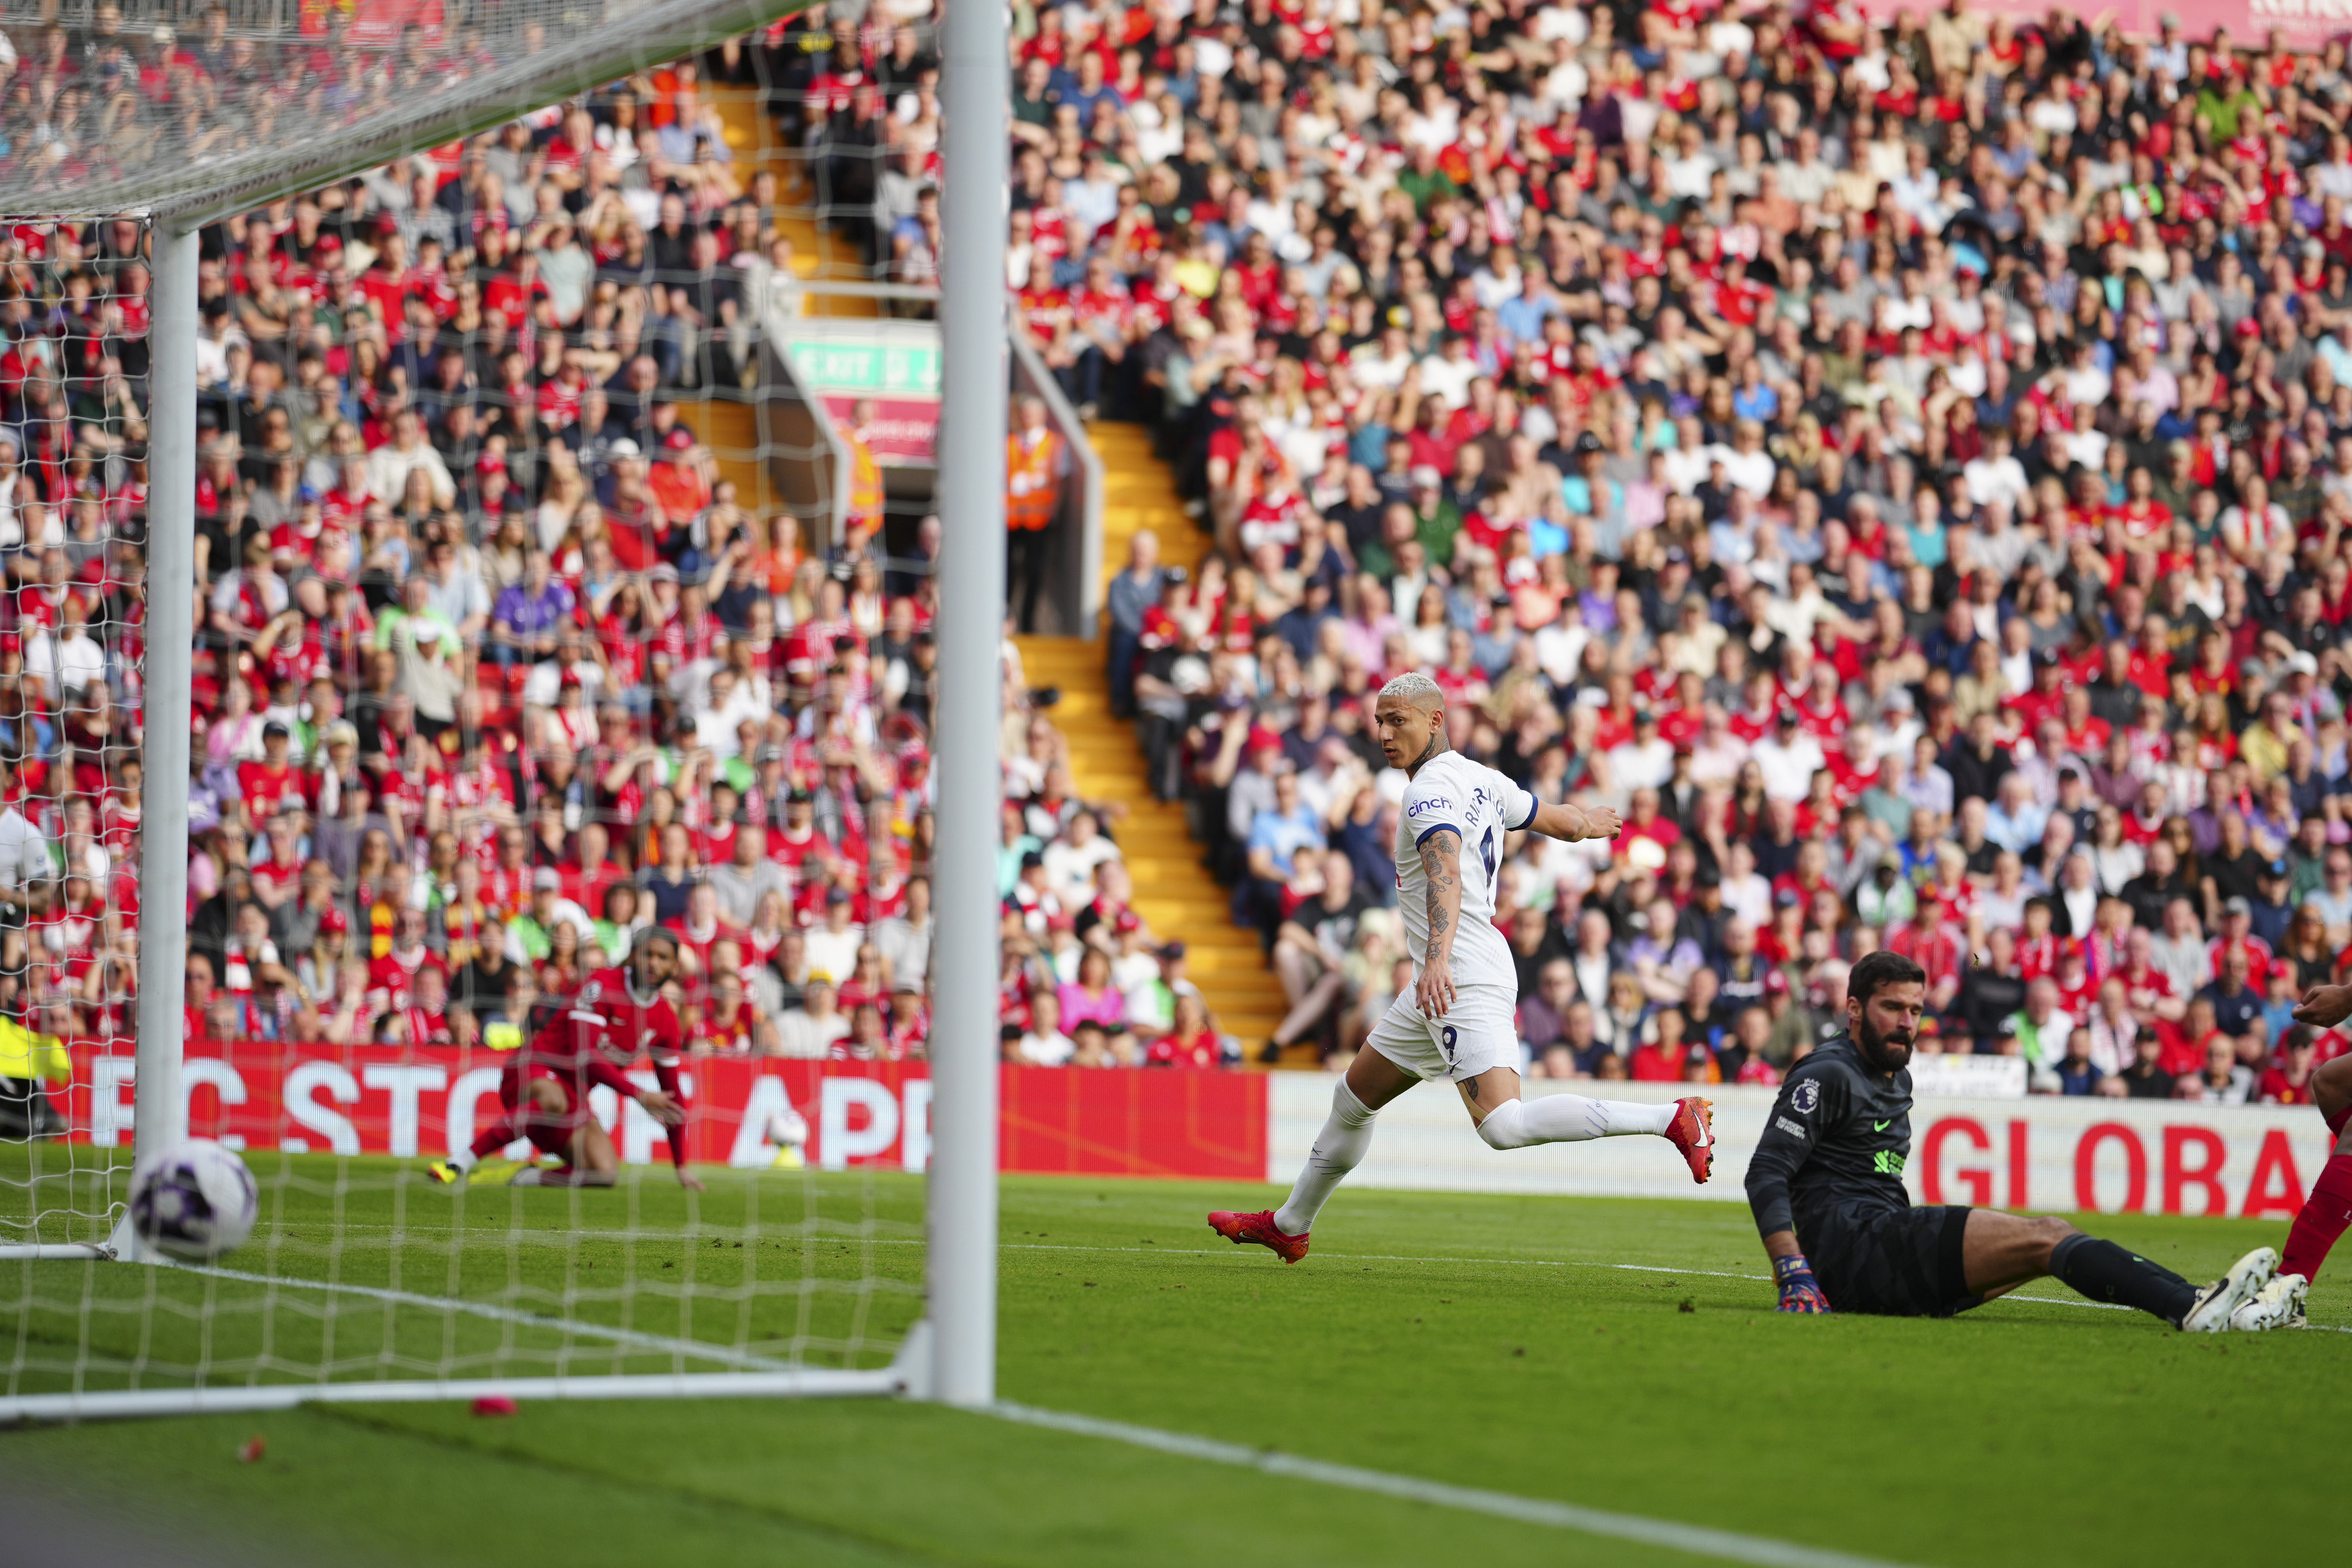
[758, 288, 855, 554]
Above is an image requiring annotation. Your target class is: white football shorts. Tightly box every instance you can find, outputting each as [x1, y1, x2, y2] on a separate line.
[1365, 981, 1522, 1083]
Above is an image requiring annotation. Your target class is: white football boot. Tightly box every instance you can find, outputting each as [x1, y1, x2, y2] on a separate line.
[2229, 1271, 2310, 1332]
[2181, 1247, 2279, 1332]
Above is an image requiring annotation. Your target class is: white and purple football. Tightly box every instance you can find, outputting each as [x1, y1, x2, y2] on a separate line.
[128, 1139, 258, 1261]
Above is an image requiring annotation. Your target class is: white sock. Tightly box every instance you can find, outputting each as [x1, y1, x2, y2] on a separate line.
[450, 1150, 478, 1173]
[1476, 1094, 1676, 1151]
[508, 1168, 543, 1186]
[1273, 1080, 1378, 1236]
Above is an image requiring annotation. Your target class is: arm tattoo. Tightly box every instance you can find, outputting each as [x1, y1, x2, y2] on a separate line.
[1420, 828, 1460, 952]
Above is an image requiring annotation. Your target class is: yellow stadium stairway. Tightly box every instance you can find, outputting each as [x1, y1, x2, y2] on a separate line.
[662, 91, 883, 551]
[695, 90, 1293, 1056]
[1013, 421, 1293, 1060]
[709, 86, 885, 301]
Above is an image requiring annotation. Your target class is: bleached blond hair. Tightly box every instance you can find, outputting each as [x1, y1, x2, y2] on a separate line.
[1377, 671, 1445, 708]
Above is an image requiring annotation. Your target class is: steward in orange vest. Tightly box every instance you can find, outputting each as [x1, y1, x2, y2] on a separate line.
[1005, 395, 1065, 630]
[844, 398, 884, 545]
[1006, 425, 1062, 530]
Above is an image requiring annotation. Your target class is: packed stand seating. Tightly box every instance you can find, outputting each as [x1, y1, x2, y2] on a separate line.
[0, 3, 640, 208]
[0, 18, 1222, 1074]
[1053, 0, 2352, 1100]
[744, 2, 949, 281]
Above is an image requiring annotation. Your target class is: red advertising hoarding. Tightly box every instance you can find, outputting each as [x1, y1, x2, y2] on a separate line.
[1269, 1077, 2341, 1218]
[66, 1041, 1266, 1181]
[64, 1046, 2328, 1218]
[1910, 1110, 2314, 1217]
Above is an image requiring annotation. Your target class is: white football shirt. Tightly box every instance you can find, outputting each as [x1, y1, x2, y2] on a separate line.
[1393, 751, 1536, 992]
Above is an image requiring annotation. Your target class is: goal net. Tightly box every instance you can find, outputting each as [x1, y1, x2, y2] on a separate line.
[0, 16, 970, 1414]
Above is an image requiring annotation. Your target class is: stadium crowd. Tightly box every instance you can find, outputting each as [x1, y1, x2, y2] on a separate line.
[0, 4, 1237, 1075]
[21, 0, 2352, 1100]
[0, 2, 619, 208]
[949, 0, 2352, 1102]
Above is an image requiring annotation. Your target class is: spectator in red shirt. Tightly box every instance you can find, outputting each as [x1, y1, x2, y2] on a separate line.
[1145, 993, 1222, 1069]
[1885, 887, 1968, 1016]
[236, 721, 308, 830]
[2260, 1027, 2326, 1104]
[1630, 1007, 1700, 1082]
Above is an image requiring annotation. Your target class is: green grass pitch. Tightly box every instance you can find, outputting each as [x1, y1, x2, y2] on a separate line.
[0, 1162, 2342, 1566]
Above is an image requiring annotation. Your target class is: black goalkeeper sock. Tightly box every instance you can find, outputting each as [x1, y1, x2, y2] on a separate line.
[2050, 1233, 2198, 1326]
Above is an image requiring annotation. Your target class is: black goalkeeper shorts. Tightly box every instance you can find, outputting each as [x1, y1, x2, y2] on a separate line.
[1800, 1203, 1983, 1318]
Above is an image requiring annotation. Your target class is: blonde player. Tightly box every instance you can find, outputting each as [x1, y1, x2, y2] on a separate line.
[1211, 673, 1714, 1262]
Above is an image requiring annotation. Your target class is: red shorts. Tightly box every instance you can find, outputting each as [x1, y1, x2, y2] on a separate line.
[499, 1061, 590, 1157]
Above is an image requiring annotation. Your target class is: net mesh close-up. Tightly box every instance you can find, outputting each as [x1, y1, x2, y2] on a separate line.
[0, 0, 805, 222]
[0, 3, 957, 1400]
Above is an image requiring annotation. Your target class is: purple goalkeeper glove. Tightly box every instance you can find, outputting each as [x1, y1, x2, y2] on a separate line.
[1774, 1253, 1831, 1314]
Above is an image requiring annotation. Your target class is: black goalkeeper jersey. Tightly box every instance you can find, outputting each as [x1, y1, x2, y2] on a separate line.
[1745, 1034, 1915, 1240]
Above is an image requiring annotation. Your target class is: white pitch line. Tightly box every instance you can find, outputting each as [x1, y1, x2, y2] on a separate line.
[290, 1222, 924, 1241]
[993, 1240, 2349, 1331]
[169, 1235, 2352, 1332]
[990, 1401, 1922, 1568]
[168, 1261, 799, 1371]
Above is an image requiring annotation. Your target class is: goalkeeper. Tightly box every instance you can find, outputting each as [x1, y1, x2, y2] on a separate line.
[1749, 951, 2280, 1332]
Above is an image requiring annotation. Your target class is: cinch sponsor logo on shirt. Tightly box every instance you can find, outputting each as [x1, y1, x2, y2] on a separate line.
[1407, 798, 1452, 816]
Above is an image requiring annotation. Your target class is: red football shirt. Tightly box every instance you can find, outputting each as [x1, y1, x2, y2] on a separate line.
[560, 966, 691, 1167]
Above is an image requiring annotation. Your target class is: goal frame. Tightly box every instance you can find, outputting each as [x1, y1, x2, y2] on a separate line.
[0, 0, 1003, 1419]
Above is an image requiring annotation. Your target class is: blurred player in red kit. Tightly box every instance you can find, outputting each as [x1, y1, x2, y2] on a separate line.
[428, 929, 700, 1189]
[2220, 984, 2352, 1327]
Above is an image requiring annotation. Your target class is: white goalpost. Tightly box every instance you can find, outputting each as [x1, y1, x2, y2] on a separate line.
[0, 0, 1002, 1419]
[110, 220, 197, 1271]
[926, 0, 1007, 1411]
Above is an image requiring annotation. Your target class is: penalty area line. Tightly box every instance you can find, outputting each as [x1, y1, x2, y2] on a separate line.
[990, 1400, 1920, 1568]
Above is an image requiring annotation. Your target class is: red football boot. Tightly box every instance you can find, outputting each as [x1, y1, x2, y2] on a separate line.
[1665, 1097, 1714, 1184]
[1208, 1209, 1310, 1264]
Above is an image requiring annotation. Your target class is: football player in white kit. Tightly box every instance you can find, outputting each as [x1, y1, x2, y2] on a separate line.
[1211, 673, 1717, 1262]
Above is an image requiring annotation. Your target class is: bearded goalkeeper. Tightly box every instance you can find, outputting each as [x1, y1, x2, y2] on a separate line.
[1750, 950, 2283, 1331]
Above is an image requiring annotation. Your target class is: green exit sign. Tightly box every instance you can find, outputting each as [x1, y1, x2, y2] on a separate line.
[787, 340, 943, 397]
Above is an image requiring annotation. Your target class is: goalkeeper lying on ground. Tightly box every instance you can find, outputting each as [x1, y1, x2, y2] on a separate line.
[1748, 950, 2298, 1332]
